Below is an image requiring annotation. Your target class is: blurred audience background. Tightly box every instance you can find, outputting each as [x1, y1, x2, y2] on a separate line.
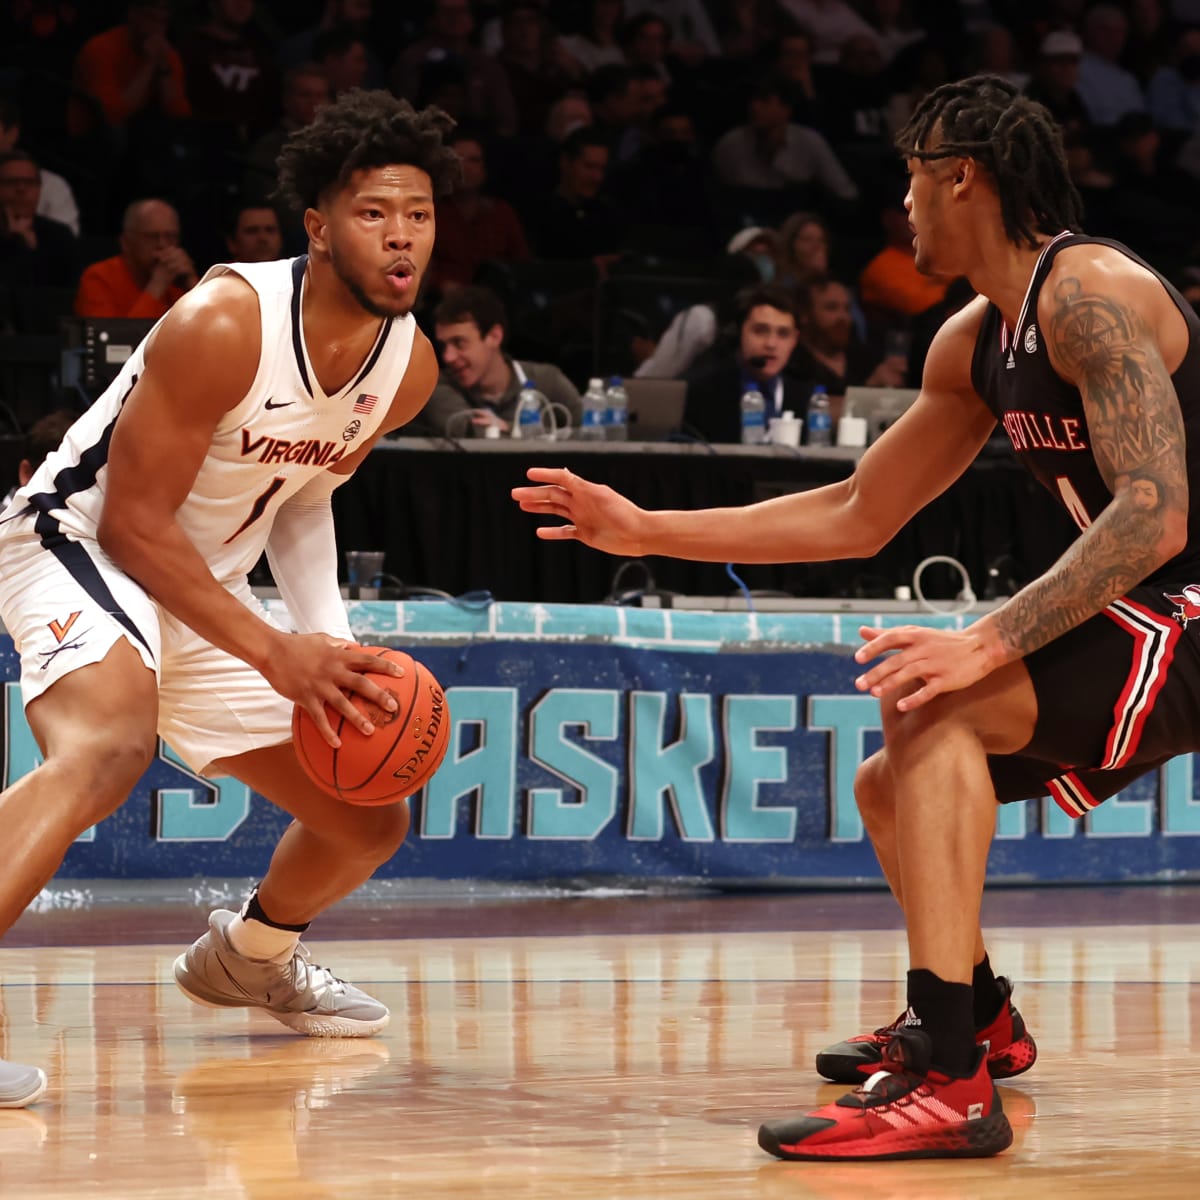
[2, 0, 1200, 442]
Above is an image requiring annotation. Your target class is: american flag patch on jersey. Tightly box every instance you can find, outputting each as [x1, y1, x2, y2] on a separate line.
[353, 393, 378, 414]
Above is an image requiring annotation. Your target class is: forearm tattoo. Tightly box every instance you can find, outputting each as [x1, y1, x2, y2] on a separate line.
[994, 277, 1188, 659]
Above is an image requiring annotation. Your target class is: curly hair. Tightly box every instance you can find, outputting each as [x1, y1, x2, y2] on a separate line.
[895, 74, 1083, 249]
[276, 89, 460, 211]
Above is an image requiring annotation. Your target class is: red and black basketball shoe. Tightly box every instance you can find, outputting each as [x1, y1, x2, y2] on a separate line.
[815, 976, 1037, 1084]
[759, 1029, 1013, 1162]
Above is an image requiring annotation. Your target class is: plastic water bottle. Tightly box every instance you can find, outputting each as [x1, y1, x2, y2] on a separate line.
[577, 376, 607, 441]
[605, 375, 629, 441]
[806, 384, 833, 446]
[512, 380, 547, 440]
[740, 385, 766, 444]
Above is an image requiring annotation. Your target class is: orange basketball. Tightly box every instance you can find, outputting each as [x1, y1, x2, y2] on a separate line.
[292, 646, 451, 805]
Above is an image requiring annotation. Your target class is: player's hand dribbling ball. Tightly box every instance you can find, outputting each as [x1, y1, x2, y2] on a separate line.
[292, 646, 451, 805]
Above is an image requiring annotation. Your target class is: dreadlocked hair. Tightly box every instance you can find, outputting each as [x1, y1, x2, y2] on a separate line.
[276, 89, 461, 212]
[895, 74, 1083, 249]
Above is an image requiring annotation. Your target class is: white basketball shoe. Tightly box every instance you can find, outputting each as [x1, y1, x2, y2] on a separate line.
[0, 1060, 47, 1108]
[173, 909, 389, 1038]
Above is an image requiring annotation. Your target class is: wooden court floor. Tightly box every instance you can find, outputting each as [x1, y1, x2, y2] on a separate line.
[0, 886, 1197, 1199]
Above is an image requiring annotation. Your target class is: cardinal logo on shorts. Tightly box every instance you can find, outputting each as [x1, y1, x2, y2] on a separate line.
[1165, 585, 1200, 629]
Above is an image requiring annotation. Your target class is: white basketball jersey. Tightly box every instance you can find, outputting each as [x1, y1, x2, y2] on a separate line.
[10, 256, 415, 583]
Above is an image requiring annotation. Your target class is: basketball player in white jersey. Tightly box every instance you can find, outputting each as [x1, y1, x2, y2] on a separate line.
[0, 91, 459, 1105]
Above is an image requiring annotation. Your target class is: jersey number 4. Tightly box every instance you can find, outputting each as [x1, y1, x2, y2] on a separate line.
[1056, 475, 1093, 532]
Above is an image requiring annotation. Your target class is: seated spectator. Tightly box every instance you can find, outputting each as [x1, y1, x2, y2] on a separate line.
[588, 64, 640, 156]
[182, 0, 278, 143]
[278, 0, 386, 88]
[561, 0, 628, 73]
[0, 150, 77, 288]
[611, 103, 717, 255]
[1147, 28, 1200, 133]
[634, 226, 772, 379]
[1107, 111, 1200, 268]
[3, 408, 78, 507]
[883, 38, 953, 139]
[1025, 32, 1111, 190]
[430, 130, 529, 294]
[715, 0, 797, 63]
[777, 0, 880, 66]
[75, 197, 197, 318]
[533, 126, 622, 264]
[406, 286, 583, 437]
[789, 275, 905, 395]
[224, 202, 283, 263]
[770, 23, 823, 128]
[618, 11, 674, 83]
[776, 210, 830, 288]
[815, 32, 894, 182]
[862, 0, 923, 64]
[683, 284, 809, 443]
[68, 0, 191, 137]
[391, 0, 517, 137]
[858, 184, 949, 320]
[623, 64, 669, 157]
[625, 0, 719, 61]
[243, 65, 330, 206]
[0, 94, 80, 235]
[495, 3, 580, 135]
[313, 26, 370, 98]
[711, 77, 858, 202]
[546, 92, 594, 141]
[1126, 0, 1171, 86]
[1078, 4, 1146, 127]
[0, 2, 86, 81]
[973, 23, 1029, 91]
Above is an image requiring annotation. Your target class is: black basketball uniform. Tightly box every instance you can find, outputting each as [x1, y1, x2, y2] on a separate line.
[970, 232, 1200, 816]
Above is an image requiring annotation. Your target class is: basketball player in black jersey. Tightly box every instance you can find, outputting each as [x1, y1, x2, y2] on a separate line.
[514, 74, 1200, 1160]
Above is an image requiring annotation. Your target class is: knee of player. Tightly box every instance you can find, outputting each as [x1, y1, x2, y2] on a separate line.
[333, 801, 411, 864]
[878, 691, 963, 755]
[854, 751, 891, 815]
[56, 731, 157, 804]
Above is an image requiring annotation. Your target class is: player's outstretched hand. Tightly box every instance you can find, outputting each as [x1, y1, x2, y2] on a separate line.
[511, 467, 648, 557]
[264, 635, 405, 747]
[853, 624, 996, 711]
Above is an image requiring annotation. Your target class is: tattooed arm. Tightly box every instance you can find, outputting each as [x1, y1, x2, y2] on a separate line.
[984, 252, 1190, 661]
[849, 250, 1190, 712]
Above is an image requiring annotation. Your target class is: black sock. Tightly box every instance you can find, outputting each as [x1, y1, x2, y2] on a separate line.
[906, 968, 976, 1076]
[243, 887, 310, 933]
[972, 954, 1004, 1030]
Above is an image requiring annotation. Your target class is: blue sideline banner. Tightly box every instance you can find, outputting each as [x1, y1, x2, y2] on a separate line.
[5, 601, 1200, 886]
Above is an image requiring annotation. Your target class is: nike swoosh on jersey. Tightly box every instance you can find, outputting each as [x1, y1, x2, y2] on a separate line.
[264, 397, 295, 410]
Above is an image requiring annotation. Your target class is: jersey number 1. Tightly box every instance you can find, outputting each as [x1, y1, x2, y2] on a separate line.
[224, 476, 286, 545]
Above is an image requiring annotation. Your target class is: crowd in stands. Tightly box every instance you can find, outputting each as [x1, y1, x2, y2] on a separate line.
[2, 0, 1200, 444]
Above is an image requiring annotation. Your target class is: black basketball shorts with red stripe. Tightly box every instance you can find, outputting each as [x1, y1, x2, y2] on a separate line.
[988, 583, 1200, 818]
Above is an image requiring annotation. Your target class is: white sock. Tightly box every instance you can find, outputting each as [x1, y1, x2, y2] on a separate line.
[226, 912, 302, 962]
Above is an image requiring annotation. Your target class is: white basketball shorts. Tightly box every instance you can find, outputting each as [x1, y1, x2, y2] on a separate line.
[0, 516, 293, 775]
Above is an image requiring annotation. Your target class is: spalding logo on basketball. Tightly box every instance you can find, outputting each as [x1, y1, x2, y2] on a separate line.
[292, 646, 452, 805]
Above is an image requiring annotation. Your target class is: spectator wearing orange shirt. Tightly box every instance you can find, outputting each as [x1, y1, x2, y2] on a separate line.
[69, 0, 191, 137]
[858, 185, 949, 320]
[75, 198, 198, 319]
